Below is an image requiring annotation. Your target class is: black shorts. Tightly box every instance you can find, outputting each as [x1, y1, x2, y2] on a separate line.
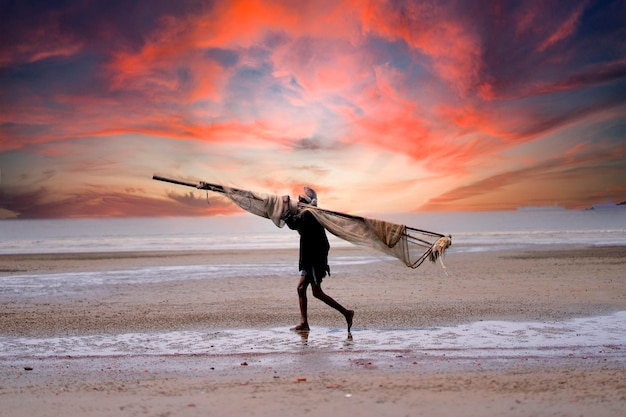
[300, 267, 327, 285]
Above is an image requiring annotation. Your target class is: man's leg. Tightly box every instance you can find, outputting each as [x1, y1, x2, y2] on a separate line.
[311, 284, 354, 332]
[291, 274, 310, 331]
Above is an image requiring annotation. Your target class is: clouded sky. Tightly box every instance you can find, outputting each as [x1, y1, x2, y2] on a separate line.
[1, 0, 625, 219]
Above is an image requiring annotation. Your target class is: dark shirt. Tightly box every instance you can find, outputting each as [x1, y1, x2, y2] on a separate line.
[284, 209, 330, 275]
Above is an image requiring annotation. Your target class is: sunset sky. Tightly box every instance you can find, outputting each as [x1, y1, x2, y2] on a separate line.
[1, 0, 625, 219]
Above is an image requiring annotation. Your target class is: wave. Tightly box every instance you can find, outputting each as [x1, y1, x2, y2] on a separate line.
[1, 210, 624, 255]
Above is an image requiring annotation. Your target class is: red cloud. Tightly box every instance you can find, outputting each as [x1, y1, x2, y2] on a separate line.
[536, 2, 586, 52]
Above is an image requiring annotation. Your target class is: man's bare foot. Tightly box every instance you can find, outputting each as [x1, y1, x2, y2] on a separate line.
[345, 310, 354, 332]
[290, 323, 310, 331]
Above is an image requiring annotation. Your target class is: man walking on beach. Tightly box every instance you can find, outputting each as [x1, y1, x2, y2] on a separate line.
[282, 187, 354, 332]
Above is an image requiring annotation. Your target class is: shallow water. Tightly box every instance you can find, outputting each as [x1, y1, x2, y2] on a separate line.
[2, 311, 624, 361]
[0, 254, 379, 297]
[2, 210, 625, 254]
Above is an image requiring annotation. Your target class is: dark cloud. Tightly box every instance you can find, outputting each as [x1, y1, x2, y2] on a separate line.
[509, 82, 626, 140]
[530, 60, 626, 96]
[0, 0, 209, 59]
[292, 136, 325, 151]
[421, 142, 626, 211]
[472, 0, 626, 99]
[2, 53, 101, 98]
[205, 48, 240, 68]
[0, 186, 236, 219]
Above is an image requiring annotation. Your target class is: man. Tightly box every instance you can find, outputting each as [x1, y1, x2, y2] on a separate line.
[282, 187, 354, 332]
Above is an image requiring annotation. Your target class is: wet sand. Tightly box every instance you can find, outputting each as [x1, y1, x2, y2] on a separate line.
[1, 246, 625, 416]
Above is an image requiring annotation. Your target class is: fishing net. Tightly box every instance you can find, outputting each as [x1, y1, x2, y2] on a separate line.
[222, 186, 451, 269]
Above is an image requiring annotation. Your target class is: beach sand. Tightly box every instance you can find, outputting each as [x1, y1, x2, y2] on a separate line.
[1, 246, 625, 416]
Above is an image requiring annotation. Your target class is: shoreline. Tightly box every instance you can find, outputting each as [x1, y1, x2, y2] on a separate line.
[2, 340, 625, 417]
[2, 243, 624, 270]
[1, 245, 625, 416]
[2, 246, 626, 336]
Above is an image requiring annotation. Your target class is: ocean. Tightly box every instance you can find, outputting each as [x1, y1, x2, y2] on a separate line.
[1, 209, 625, 255]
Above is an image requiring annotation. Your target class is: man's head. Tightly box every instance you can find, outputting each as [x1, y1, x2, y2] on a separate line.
[298, 186, 318, 206]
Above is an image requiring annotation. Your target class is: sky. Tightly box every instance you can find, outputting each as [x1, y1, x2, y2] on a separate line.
[1, 0, 625, 219]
